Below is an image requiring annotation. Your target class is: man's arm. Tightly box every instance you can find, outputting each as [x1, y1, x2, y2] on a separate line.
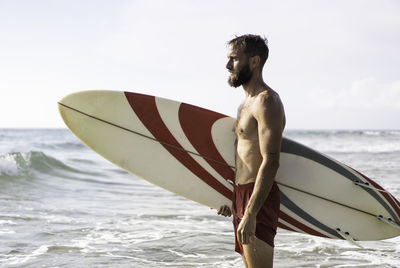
[236, 93, 284, 245]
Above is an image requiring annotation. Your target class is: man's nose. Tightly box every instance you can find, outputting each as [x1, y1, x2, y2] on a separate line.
[226, 60, 232, 70]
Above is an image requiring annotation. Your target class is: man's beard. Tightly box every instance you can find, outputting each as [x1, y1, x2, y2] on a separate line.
[227, 64, 252, 88]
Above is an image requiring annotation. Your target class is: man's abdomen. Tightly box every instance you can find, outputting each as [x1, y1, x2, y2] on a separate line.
[235, 139, 262, 184]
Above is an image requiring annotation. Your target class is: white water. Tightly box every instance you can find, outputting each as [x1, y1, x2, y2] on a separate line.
[0, 129, 399, 267]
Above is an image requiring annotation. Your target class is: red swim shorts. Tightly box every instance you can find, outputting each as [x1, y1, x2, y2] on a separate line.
[232, 181, 280, 255]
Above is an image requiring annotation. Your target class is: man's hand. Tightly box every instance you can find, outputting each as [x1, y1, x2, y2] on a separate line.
[217, 205, 232, 217]
[237, 214, 256, 244]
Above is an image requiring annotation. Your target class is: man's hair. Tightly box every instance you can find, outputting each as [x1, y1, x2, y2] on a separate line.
[228, 34, 269, 66]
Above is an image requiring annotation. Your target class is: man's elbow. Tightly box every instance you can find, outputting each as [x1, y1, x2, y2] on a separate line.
[265, 158, 280, 173]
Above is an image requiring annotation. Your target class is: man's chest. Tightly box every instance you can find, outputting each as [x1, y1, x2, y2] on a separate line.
[235, 105, 258, 138]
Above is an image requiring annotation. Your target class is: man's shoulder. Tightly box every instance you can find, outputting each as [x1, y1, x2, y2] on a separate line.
[252, 88, 285, 129]
[255, 88, 282, 111]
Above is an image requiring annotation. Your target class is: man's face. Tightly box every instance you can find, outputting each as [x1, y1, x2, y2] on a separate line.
[226, 45, 252, 88]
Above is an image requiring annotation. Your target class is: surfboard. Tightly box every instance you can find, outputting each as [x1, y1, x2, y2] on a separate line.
[58, 90, 400, 243]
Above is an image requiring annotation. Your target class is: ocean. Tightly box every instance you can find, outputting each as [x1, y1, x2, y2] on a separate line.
[0, 129, 399, 268]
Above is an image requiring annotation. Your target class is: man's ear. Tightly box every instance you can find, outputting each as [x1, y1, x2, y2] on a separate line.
[250, 55, 261, 70]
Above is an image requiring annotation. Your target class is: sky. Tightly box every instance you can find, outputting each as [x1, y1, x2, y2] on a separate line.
[1, 0, 399, 129]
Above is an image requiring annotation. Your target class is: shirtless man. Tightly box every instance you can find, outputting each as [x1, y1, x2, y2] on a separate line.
[217, 35, 285, 268]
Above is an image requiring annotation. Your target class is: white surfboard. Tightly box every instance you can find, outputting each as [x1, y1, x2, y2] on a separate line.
[58, 90, 400, 243]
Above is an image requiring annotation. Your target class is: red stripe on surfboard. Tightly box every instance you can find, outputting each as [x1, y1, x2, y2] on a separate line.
[124, 92, 233, 201]
[279, 210, 330, 238]
[353, 169, 400, 219]
[179, 103, 235, 181]
[277, 222, 297, 233]
[394, 195, 400, 209]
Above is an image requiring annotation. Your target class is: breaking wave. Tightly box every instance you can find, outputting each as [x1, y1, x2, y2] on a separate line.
[0, 151, 81, 178]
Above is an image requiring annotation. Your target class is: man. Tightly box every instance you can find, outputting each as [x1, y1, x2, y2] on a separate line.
[217, 34, 285, 268]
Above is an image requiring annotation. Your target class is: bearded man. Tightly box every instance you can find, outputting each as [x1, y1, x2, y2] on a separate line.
[217, 34, 286, 268]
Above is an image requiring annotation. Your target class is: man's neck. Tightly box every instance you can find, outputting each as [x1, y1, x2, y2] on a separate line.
[242, 71, 266, 97]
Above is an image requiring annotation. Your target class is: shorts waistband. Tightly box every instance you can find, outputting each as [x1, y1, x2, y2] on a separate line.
[231, 181, 256, 190]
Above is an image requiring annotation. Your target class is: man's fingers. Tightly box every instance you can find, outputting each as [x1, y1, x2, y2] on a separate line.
[237, 230, 243, 244]
[220, 206, 226, 215]
[243, 232, 249, 244]
[217, 207, 222, 215]
[217, 205, 231, 217]
[238, 230, 254, 245]
[248, 233, 255, 243]
[238, 228, 246, 244]
[217, 206, 226, 215]
[223, 206, 232, 216]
